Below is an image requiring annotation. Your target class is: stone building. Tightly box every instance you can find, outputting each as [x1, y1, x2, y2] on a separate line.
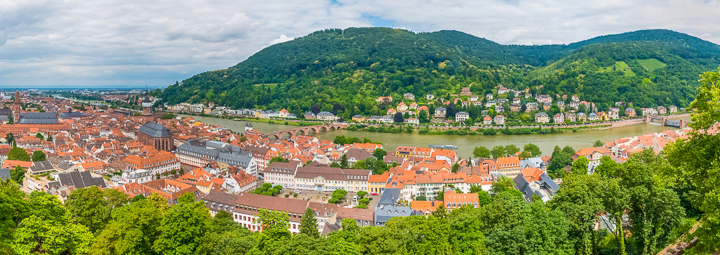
[137, 121, 174, 151]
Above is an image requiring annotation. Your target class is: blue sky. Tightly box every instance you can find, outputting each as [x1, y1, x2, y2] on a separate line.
[1, 0, 719, 87]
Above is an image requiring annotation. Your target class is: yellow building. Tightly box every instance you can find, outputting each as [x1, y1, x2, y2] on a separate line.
[368, 172, 390, 194]
[395, 146, 414, 158]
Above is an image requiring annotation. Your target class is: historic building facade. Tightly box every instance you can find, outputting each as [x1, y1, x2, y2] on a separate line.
[137, 121, 174, 151]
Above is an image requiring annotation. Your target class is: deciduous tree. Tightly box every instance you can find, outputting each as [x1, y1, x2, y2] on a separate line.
[570, 156, 589, 175]
[65, 186, 111, 234]
[153, 193, 210, 255]
[473, 146, 490, 158]
[490, 145, 506, 159]
[523, 143, 542, 157]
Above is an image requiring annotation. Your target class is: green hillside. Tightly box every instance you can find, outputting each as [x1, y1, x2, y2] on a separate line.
[161, 28, 720, 119]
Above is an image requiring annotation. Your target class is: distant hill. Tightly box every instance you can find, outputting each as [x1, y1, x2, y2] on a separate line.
[162, 27, 720, 118]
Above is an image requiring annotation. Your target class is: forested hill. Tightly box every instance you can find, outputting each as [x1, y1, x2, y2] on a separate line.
[162, 27, 720, 118]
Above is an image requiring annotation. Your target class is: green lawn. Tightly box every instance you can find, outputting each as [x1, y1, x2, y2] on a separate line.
[637, 58, 667, 72]
[599, 61, 635, 76]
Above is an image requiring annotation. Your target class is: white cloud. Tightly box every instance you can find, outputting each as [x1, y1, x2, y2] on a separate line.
[270, 35, 294, 45]
[0, 0, 719, 86]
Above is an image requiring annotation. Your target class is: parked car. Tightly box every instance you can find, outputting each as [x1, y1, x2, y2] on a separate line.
[294, 190, 302, 194]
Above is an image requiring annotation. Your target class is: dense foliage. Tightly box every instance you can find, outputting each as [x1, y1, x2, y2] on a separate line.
[162, 28, 720, 120]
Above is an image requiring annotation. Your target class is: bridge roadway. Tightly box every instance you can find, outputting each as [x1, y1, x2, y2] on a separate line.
[263, 123, 348, 140]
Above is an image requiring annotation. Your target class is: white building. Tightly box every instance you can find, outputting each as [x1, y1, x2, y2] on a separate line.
[264, 162, 302, 189]
[455, 112, 470, 123]
[232, 192, 309, 233]
[294, 166, 370, 193]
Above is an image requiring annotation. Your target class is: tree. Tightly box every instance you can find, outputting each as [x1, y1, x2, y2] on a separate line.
[153, 193, 210, 255]
[13, 192, 94, 255]
[473, 146, 490, 158]
[663, 66, 720, 253]
[548, 146, 571, 178]
[357, 190, 368, 199]
[523, 143, 542, 157]
[548, 174, 605, 254]
[418, 109, 429, 123]
[518, 151, 532, 159]
[104, 188, 129, 209]
[448, 206, 487, 253]
[300, 207, 320, 238]
[599, 178, 630, 255]
[490, 145, 506, 159]
[10, 165, 26, 185]
[31, 150, 46, 162]
[615, 152, 685, 254]
[46, 136, 53, 142]
[570, 156, 589, 175]
[268, 156, 288, 164]
[490, 176, 515, 195]
[65, 186, 111, 234]
[372, 148, 387, 160]
[477, 190, 492, 206]
[356, 157, 388, 175]
[131, 194, 146, 203]
[595, 155, 619, 177]
[452, 163, 460, 173]
[340, 154, 349, 169]
[333, 135, 347, 145]
[393, 112, 403, 123]
[7, 146, 30, 161]
[5, 133, 14, 145]
[91, 198, 163, 255]
[35, 132, 44, 140]
[504, 144, 520, 156]
[251, 209, 291, 254]
[593, 140, 605, 147]
[147, 192, 170, 213]
[432, 205, 448, 219]
[330, 162, 341, 167]
[561, 146, 576, 156]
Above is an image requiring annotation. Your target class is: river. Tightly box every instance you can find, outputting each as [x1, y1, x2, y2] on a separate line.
[186, 115, 681, 158]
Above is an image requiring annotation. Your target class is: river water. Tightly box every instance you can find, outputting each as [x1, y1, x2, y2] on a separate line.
[186, 116, 679, 158]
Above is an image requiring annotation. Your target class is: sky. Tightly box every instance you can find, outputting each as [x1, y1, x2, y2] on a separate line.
[1, 0, 719, 87]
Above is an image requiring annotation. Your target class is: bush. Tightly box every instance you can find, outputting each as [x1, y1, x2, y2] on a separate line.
[293, 193, 298, 198]
[284, 194, 290, 198]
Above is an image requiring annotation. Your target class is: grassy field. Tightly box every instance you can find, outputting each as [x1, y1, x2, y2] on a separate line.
[637, 58, 667, 72]
[598, 61, 636, 76]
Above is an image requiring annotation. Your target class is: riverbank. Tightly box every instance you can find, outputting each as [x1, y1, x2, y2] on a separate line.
[179, 114, 323, 128]
[188, 115, 682, 157]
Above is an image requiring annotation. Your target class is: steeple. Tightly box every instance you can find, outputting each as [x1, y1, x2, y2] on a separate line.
[13, 89, 20, 122]
[141, 86, 153, 121]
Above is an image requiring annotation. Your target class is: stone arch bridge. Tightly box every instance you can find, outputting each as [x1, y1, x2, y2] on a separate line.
[263, 124, 348, 140]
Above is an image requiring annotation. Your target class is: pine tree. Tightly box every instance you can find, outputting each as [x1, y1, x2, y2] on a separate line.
[340, 154, 349, 169]
[299, 207, 319, 238]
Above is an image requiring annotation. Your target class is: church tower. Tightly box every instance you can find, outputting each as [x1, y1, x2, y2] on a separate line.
[13, 90, 20, 122]
[141, 89, 153, 123]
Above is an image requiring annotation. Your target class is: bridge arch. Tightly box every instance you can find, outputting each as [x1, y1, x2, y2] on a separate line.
[321, 126, 329, 132]
[295, 129, 307, 136]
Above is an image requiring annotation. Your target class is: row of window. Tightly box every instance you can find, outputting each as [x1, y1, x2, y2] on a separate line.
[446, 202, 478, 208]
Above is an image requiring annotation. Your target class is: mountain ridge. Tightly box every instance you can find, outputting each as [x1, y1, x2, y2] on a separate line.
[162, 27, 720, 119]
